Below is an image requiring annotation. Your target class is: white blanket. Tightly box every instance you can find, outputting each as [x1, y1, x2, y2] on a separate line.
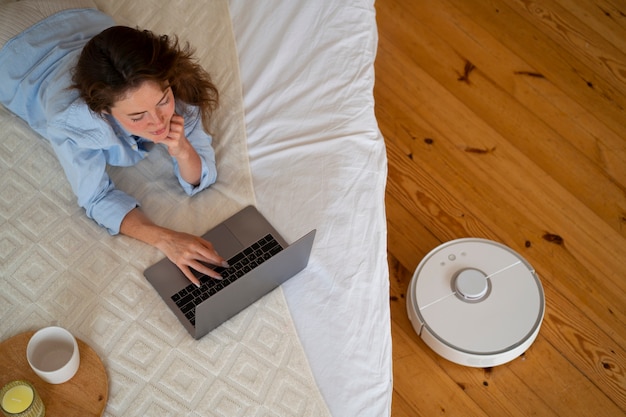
[0, 0, 331, 416]
[229, 1, 392, 416]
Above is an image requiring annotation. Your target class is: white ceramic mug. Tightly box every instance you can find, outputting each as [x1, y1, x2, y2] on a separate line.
[26, 326, 80, 384]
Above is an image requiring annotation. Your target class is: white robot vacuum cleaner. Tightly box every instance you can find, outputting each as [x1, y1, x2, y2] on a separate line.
[407, 238, 545, 367]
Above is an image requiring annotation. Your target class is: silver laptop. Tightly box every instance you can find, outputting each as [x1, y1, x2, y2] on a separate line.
[144, 205, 316, 339]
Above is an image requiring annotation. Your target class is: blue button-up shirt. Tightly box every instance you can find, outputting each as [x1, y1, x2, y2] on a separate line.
[0, 9, 217, 234]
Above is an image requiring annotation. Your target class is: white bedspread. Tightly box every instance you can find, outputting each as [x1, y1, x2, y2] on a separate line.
[229, 1, 392, 416]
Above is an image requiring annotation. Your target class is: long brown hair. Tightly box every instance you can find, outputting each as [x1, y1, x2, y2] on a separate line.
[72, 26, 219, 132]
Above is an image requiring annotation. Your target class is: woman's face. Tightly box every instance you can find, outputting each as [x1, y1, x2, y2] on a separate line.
[109, 81, 176, 142]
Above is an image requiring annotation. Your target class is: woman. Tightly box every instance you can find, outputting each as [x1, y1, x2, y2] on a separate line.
[0, 1, 227, 286]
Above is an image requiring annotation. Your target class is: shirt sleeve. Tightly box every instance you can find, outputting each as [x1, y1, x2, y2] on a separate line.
[46, 132, 139, 235]
[172, 105, 218, 195]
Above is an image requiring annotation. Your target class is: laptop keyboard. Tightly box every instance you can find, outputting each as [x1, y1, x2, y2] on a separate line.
[170, 234, 284, 326]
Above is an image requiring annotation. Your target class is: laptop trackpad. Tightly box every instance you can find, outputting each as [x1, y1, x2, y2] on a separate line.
[202, 223, 243, 259]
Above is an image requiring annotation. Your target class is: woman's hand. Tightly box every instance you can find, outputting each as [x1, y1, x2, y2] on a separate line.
[158, 114, 189, 156]
[156, 114, 203, 186]
[157, 229, 229, 287]
[120, 208, 227, 287]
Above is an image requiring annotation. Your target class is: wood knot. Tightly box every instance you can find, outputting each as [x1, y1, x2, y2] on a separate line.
[457, 60, 475, 84]
[514, 70, 545, 78]
[542, 233, 564, 245]
[464, 146, 496, 154]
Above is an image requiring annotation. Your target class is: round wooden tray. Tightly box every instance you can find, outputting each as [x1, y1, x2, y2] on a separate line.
[0, 331, 108, 417]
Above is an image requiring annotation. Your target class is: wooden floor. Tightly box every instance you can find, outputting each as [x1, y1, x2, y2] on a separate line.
[374, 0, 626, 416]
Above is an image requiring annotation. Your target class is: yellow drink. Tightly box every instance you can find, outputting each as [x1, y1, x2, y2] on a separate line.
[0, 381, 44, 417]
[1, 385, 33, 413]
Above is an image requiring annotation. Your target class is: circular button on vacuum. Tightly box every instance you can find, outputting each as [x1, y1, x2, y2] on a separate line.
[454, 268, 488, 301]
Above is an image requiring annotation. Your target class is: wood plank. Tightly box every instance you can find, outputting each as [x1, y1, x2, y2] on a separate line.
[376, 28, 626, 336]
[386, 193, 442, 271]
[381, 82, 626, 351]
[503, 0, 626, 91]
[378, 61, 624, 302]
[385, 136, 626, 412]
[375, 0, 626, 415]
[420, 0, 626, 199]
[445, 0, 626, 146]
[376, 0, 626, 237]
[549, 0, 626, 52]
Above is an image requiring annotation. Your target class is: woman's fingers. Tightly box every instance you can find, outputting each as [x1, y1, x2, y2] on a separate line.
[193, 238, 228, 268]
[170, 234, 228, 285]
[178, 265, 201, 288]
[187, 258, 223, 280]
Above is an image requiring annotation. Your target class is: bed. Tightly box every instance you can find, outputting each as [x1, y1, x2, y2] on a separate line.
[0, 1, 392, 416]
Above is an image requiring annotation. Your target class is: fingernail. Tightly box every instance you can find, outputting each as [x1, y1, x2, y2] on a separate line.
[221, 261, 230, 268]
